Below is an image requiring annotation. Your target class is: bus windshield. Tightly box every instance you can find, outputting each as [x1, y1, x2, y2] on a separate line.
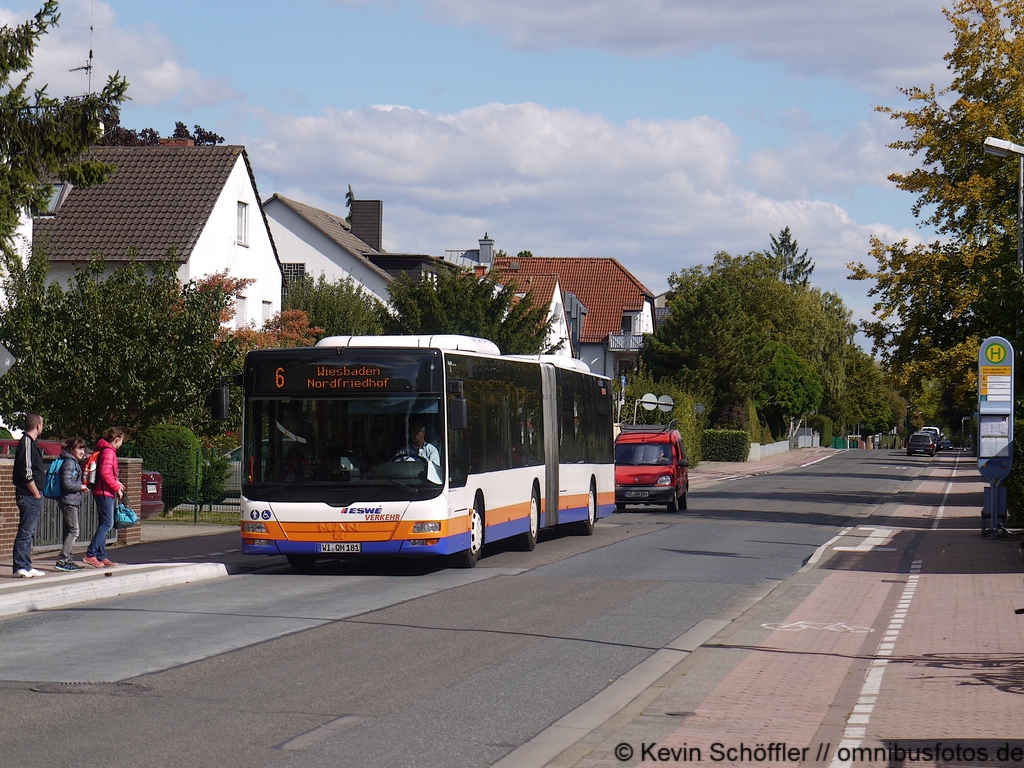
[244, 394, 445, 502]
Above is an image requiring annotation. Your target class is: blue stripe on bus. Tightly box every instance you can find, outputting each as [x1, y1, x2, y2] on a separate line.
[242, 534, 473, 557]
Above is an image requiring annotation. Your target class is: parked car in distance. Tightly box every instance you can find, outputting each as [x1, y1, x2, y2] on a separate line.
[140, 470, 163, 518]
[0, 439, 63, 458]
[907, 431, 938, 457]
[615, 423, 689, 513]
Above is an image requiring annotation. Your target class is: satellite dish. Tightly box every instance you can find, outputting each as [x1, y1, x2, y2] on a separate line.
[640, 392, 658, 411]
[657, 394, 674, 412]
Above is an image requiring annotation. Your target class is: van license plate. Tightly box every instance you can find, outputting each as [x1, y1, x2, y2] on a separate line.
[624, 491, 649, 499]
[318, 543, 361, 553]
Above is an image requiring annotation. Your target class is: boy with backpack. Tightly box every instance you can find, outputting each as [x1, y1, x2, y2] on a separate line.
[54, 438, 88, 571]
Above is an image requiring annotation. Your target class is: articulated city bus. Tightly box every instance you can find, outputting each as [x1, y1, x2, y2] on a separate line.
[238, 335, 615, 568]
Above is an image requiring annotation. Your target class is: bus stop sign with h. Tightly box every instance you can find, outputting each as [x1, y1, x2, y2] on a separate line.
[978, 336, 1014, 537]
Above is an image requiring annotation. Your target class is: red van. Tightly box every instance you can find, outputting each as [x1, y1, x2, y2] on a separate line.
[615, 423, 689, 512]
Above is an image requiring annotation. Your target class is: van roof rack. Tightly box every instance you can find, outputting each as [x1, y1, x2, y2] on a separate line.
[619, 420, 677, 433]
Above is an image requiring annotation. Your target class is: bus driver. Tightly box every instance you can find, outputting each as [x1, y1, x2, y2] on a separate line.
[394, 422, 442, 484]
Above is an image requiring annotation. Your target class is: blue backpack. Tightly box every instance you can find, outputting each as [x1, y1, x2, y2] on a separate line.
[43, 458, 64, 499]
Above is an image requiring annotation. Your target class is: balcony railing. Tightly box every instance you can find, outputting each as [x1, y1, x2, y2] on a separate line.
[608, 333, 645, 352]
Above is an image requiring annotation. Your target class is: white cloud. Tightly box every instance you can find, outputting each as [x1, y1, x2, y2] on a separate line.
[246, 101, 923, 328]
[1, 0, 236, 107]
[330, 0, 950, 96]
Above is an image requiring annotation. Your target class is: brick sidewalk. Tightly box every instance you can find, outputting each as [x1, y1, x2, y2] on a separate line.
[544, 452, 1024, 767]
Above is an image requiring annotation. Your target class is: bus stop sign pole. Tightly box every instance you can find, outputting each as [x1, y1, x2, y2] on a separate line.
[978, 336, 1014, 538]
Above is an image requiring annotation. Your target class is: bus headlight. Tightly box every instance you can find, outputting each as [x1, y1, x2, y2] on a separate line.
[656, 475, 672, 486]
[243, 523, 267, 533]
[412, 522, 441, 533]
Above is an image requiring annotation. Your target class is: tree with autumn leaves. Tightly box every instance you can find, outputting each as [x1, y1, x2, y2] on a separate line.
[850, 0, 1024, 423]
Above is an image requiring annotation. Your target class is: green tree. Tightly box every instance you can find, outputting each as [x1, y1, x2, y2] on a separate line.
[764, 226, 815, 287]
[283, 273, 384, 339]
[842, 345, 899, 435]
[642, 265, 770, 424]
[849, 0, 1024, 410]
[756, 342, 824, 439]
[382, 268, 555, 354]
[1, 1, 128, 255]
[0, 249, 241, 439]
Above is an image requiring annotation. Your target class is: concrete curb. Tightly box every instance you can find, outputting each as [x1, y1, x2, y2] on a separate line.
[0, 562, 229, 618]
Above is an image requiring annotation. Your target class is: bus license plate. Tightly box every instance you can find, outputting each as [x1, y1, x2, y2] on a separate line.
[624, 491, 649, 499]
[318, 542, 361, 553]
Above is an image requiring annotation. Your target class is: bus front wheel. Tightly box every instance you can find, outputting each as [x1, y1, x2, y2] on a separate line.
[453, 496, 485, 568]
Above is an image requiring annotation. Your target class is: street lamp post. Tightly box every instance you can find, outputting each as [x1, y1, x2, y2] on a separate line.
[983, 136, 1024, 272]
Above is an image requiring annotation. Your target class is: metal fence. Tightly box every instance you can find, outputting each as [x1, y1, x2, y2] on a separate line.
[153, 448, 242, 526]
[34, 494, 117, 550]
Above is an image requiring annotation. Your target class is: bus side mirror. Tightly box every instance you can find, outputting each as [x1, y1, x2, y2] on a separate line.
[450, 398, 468, 431]
[208, 387, 230, 421]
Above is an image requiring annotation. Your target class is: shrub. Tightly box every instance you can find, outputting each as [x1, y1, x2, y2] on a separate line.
[135, 424, 201, 510]
[199, 449, 230, 504]
[1004, 418, 1024, 527]
[701, 429, 751, 462]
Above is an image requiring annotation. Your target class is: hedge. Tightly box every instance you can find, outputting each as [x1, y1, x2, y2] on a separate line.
[701, 429, 751, 462]
[134, 424, 201, 510]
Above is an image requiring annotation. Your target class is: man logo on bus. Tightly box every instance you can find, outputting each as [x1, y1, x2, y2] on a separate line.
[986, 343, 1008, 364]
[250, 510, 259, 520]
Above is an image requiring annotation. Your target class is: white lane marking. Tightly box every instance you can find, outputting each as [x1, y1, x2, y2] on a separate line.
[829, 560, 922, 768]
[801, 527, 853, 570]
[800, 454, 836, 468]
[834, 528, 894, 552]
[931, 453, 960, 530]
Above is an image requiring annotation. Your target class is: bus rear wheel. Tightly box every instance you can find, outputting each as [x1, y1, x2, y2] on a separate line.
[287, 554, 317, 570]
[517, 488, 539, 551]
[453, 496, 484, 568]
[575, 482, 597, 536]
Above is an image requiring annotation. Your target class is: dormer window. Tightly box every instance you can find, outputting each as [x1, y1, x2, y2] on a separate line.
[236, 201, 249, 246]
[34, 182, 74, 217]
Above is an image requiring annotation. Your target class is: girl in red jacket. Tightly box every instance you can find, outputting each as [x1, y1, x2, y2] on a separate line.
[83, 427, 125, 569]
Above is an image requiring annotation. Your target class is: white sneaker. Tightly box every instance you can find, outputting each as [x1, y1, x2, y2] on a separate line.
[15, 568, 33, 578]
[27, 568, 45, 578]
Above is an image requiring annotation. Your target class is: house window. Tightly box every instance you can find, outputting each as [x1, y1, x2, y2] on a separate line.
[236, 201, 249, 246]
[621, 315, 633, 334]
[262, 301, 273, 324]
[282, 263, 306, 284]
[235, 297, 247, 329]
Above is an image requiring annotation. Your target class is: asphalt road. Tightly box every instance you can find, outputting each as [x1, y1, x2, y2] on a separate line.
[0, 449, 941, 768]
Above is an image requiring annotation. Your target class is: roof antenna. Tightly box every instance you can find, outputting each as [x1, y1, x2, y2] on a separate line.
[69, 0, 95, 93]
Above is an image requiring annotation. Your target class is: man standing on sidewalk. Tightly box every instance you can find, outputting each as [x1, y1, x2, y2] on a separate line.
[12, 413, 46, 578]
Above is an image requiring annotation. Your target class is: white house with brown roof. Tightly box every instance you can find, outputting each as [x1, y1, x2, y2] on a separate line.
[27, 142, 283, 329]
[491, 256, 655, 378]
[262, 194, 392, 304]
[490, 270, 573, 357]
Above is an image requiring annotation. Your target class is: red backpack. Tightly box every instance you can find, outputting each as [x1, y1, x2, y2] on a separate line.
[84, 449, 102, 489]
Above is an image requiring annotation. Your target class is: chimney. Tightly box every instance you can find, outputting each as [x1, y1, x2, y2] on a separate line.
[474, 265, 487, 278]
[479, 232, 494, 266]
[350, 200, 383, 251]
[159, 138, 194, 146]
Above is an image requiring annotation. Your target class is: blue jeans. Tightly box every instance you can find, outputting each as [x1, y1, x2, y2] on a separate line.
[12, 493, 42, 571]
[87, 494, 114, 561]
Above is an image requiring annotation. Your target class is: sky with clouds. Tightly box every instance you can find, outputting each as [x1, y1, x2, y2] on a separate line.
[4, 0, 958, 345]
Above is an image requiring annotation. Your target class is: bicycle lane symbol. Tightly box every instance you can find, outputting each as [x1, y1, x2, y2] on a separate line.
[761, 621, 875, 633]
